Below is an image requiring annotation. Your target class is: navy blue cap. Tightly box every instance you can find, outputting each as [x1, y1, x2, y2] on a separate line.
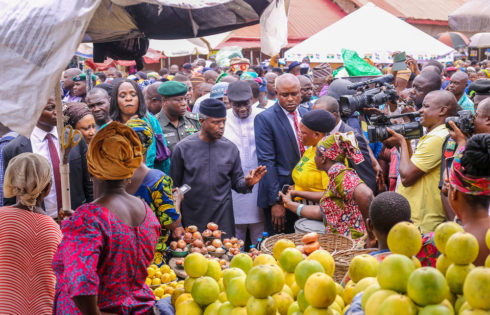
[199, 98, 227, 118]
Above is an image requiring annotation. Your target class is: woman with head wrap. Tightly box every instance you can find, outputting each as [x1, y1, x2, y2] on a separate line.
[64, 102, 96, 144]
[0, 153, 62, 314]
[280, 132, 374, 240]
[125, 119, 183, 265]
[52, 122, 161, 314]
[110, 79, 171, 174]
[289, 110, 336, 205]
[447, 134, 490, 266]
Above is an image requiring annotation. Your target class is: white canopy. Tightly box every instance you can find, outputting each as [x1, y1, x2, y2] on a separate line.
[285, 3, 455, 64]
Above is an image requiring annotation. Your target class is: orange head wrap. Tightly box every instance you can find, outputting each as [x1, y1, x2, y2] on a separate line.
[87, 121, 142, 180]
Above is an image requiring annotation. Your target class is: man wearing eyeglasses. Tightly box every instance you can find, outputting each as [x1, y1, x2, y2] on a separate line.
[156, 81, 200, 152]
[298, 75, 314, 111]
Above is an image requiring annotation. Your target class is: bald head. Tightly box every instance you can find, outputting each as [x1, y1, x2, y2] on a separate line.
[199, 83, 213, 96]
[313, 96, 341, 123]
[425, 90, 459, 115]
[410, 71, 442, 107]
[204, 70, 219, 84]
[275, 73, 300, 90]
[276, 74, 301, 112]
[144, 82, 164, 115]
[420, 65, 442, 76]
[62, 68, 82, 90]
[169, 64, 179, 75]
[221, 75, 238, 83]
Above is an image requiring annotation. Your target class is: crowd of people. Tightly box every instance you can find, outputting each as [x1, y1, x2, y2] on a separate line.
[0, 55, 489, 314]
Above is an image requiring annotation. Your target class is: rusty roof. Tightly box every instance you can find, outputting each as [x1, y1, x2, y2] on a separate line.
[218, 0, 346, 48]
[351, 0, 468, 22]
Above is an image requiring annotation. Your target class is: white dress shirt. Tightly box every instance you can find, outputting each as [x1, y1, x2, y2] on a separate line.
[281, 106, 302, 149]
[223, 108, 264, 225]
[30, 126, 60, 217]
[330, 120, 342, 135]
[192, 93, 210, 113]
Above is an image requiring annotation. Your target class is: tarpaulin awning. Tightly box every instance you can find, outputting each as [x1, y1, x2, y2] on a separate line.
[449, 0, 490, 32]
[0, 0, 287, 137]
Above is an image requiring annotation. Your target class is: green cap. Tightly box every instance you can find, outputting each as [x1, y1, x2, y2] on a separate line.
[73, 73, 98, 82]
[157, 81, 188, 97]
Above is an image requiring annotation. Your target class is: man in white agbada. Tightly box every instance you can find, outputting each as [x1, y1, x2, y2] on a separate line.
[224, 80, 265, 242]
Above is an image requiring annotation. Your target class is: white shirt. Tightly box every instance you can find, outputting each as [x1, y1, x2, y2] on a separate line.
[192, 93, 210, 114]
[223, 108, 264, 225]
[265, 99, 276, 109]
[330, 120, 342, 135]
[30, 126, 60, 217]
[281, 106, 302, 149]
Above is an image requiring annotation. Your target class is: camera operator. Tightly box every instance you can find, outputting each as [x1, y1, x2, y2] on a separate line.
[407, 71, 442, 110]
[440, 98, 490, 219]
[383, 90, 459, 234]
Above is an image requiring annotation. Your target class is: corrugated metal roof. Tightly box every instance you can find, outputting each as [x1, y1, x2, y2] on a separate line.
[353, 0, 468, 22]
[218, 0, 346, 48]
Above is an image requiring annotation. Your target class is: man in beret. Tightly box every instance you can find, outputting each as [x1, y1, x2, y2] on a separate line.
[62, 68, 82, 102]
[156, 81, 200, 152]
[72, 73, 97, 103]
[468, 79, 490, 107]
[170, 98, 267, 237]
[287, 61, 301, 76]
[223, 80, 265, 242]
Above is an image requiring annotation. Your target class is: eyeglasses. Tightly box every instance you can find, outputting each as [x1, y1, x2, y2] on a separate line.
[232, 101, 251, 108]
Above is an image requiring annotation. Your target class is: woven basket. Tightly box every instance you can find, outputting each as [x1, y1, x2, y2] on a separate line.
[332, 248, 378, 283]
[261, 233, 355, 257]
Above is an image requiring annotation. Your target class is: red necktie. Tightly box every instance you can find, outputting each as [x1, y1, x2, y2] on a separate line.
[46, 134, 62, 213]
[291, 111, 305, 155]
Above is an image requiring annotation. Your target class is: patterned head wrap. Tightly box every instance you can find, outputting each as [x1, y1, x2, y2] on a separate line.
[449, 146, 490, 196]
[64, 102, 92, 127]
[126, 118, 153, 154]
[87, 121, 142, 180]
[3, 153, 52, 209]
[317, 132, 364, 164]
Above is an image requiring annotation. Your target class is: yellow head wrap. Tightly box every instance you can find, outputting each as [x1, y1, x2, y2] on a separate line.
[87, 121, 143, 180]
[4, 152, 52, 209]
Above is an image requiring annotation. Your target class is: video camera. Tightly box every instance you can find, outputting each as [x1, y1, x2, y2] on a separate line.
[445, 110, 474, 134]
[339, 74, 398, 118]
[367, 112, 423, 143]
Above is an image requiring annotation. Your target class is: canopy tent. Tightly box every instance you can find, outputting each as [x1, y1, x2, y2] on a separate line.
[285, 3, 455, 64]
[0, 0, 286, 138]
[449, 0, 490, 33]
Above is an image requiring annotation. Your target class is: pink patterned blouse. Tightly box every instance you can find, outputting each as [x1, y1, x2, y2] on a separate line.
[320, 163, 366, 239]
[52, 203, 160, 314]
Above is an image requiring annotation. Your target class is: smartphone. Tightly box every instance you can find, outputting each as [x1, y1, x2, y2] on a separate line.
[393, 52, 407, 71]
[179, 184, 191, 195]
[276, 184, 291, 203]
[281, 184, 291, 194]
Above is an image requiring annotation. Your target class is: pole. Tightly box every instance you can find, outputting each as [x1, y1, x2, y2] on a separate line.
[54, 86, 71, 221]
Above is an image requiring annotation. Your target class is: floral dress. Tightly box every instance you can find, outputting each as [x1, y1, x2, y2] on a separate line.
[135, 169, 180, 265]
[319, 163, 366, 239]
[52, 203, 160, 315]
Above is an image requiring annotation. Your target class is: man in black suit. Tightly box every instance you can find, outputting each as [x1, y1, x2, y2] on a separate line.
[255, 73, 308, 234]
[3, 95, 93, 217]
[313, 96, 379, 194]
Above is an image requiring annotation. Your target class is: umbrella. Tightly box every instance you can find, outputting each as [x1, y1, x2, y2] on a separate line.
[449, 0, 490, 32]
[435, 32, 470, 49]
[469, 33, 490, 48]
